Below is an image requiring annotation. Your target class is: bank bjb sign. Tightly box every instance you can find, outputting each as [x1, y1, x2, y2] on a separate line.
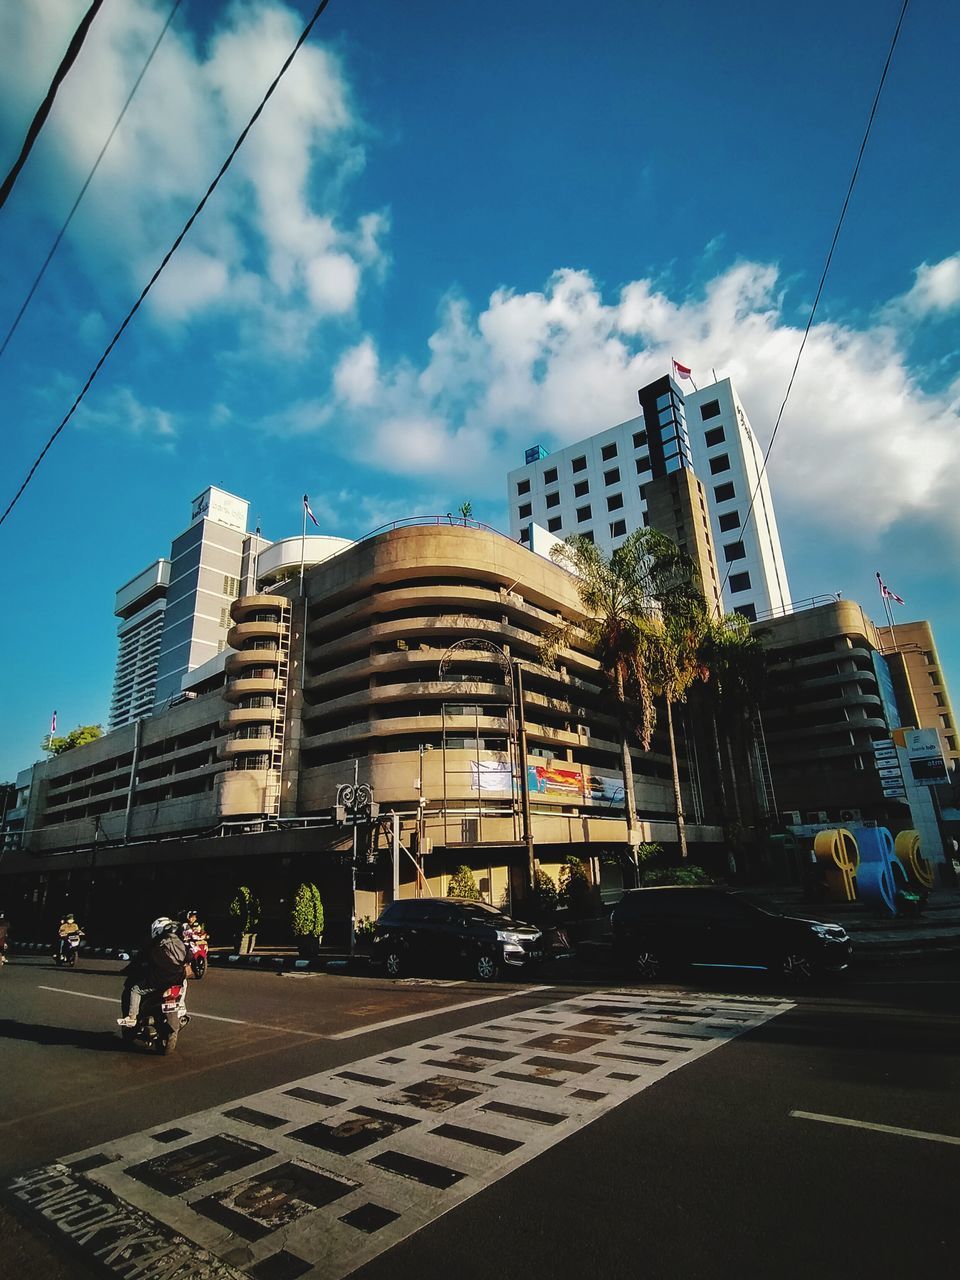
[898, 727, 950, 786]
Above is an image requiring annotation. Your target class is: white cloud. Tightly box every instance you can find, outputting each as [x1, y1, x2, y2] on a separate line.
[889, 254, 960, 319]
[312, 257, 960, 545]
[75, 385, 176, 444]
[0, 1, 387, 335]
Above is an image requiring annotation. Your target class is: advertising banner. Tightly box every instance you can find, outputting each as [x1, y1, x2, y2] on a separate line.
[469, 761, 513, 793]
[584, 773, 625, 806]
[527, 764, 584, 798]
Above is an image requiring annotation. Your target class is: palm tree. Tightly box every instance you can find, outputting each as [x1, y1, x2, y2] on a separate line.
[544, 530, 683, 878]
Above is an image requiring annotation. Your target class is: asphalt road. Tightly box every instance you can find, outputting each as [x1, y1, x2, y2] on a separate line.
[1, 954, 958, 1279]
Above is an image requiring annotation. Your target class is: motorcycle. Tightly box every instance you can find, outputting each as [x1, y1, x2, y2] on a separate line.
[186, 934, 208, 980]
[119, 980, 188, 1055]
[54, 932, 83, 967]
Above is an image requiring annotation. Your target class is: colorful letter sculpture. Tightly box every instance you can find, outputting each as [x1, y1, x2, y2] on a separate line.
[854, 827, 908, 915]
[813, 829, 859, 902]
[812, 826, 927, 915]
[894, 829, 935, 891]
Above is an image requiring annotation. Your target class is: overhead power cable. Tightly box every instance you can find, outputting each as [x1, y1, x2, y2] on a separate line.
[714, 0, 911, 615]
[0, 0, 335, 531]
[0, 0, 184, 363]
[0, 0, 105, 213]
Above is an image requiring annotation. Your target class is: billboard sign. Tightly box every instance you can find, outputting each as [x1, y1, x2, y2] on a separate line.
[527, 764, 583, 798]
[901, 727, 950, 787]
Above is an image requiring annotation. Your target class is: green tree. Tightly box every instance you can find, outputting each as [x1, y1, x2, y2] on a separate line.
[558, 856, 592, 917]
[529, 867, 559, 922]
[290, 883, 324, 939]
[44, 723, 103, 756]
[447, 865, 481, 899]
[458, 501, 474, 524]
[229, 886, 260, 935]
[544, 529, 679, 877]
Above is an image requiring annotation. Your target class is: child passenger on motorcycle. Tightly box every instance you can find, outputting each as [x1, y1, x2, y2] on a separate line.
[56, 914, 82, 960]
[117, 917, 187, 1027]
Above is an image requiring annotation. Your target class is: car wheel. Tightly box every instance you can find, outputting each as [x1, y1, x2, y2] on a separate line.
[633, 950, 663, 981]
[384, 949, 403, 978]
[780, 952, 815, 983]
[474, 952, 499, 982]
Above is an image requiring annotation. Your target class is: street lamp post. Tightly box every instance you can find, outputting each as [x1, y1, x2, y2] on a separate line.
[336, 765, 375, 956]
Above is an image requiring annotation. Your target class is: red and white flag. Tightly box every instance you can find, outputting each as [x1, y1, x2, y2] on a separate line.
[303, 494, 320, 529]
[50, 710, 57, 735]
[672, 358, 693, 382]
[876, 572, 904, 605]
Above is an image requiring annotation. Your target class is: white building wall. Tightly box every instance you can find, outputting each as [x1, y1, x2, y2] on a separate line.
[507, 414, 653, 556]
[506, 376, 792, 624]
[683, 379, 791, 620]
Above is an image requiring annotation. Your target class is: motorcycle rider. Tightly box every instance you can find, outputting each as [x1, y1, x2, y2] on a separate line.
[56, 913, 83, 961]
[117, 917, 187, 1028]
[180, 908, 208, 948]
[0, 910, 8, 964]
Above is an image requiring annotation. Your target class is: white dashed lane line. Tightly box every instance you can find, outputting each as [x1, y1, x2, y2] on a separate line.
[10, 990, 792, 1280]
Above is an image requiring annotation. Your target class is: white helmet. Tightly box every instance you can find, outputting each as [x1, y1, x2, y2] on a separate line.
[150, 916, 175, 939]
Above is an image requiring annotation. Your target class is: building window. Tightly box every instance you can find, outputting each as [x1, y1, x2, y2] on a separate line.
[635, 455, 651, 474]
[519, 526, 530, 543]
[705, 426, 726, 448]
[941, 715, 952, 729]
[723, 541, 746, 562]
[581, 529, 595, 543]
[714, 481, 735, 503]
[572, 455, 587, 473]
[633, 431, 647, 448]
[606, 493, 624, 512]
[576, 505, 592, 523]
[718, 510, 741, 532]
[223, 575, 240, 597]
[603, 467, 621, 485]
[518, 503, 532, 519]
[709, 454, 731, 475]
[922, 650, 934, 664]
[517, 479, 531, 496]
[547, 516, 562, 533]
[947, 735, 957, 752]
[638, 484, 647, 501]
[601, 443, 618, 461]
[219, 607, 230, 628]
[729, 571, 752, 593]
[734, 603, 757, 621]
[543, 467, 558, 485]
[701, 399, 721, 421]
[642, 511, 650, 527]
[935, 692, 946, 707]
[574, 480, 589, 498]
[545, 491, 560, 509]
[929, 672, 940, 686]
[610, 519, 627, 538]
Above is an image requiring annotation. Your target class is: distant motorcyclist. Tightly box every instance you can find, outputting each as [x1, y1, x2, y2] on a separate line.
[117, 917, 187, 1028]
[0, 911, 8, 964]
[56, 914, 83, 962]
[180, 908, 208, 947]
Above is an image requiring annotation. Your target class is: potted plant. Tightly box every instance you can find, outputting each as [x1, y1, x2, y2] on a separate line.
[229, 886, 260, 955]
[447, 865, 482, 900]
[291, 882, 324, 957]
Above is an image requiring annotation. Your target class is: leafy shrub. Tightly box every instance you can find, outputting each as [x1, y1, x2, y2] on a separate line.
[290, 883, 324, 938]
[229, 886, 260, 934]
[447, 865, 481, 900]
[355, 915, 377, 941]
[643, 864, 716, 887]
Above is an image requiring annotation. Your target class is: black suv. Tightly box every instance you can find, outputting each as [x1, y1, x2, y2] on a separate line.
[371, 897, 544, 981]
[610, 887, 851, 982]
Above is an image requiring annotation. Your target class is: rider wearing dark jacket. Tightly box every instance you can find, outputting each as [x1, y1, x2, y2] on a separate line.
[118, 918, 187, 1027]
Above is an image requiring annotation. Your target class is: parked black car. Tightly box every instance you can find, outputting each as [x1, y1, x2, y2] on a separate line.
[610, 887, 851, 982]
[371, 897, 546, 981]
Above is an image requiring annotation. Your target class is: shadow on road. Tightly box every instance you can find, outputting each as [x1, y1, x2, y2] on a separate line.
[0, 1018, 126, 1054]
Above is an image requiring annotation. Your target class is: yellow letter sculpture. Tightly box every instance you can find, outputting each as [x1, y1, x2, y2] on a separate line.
[813, 829, 859, 902]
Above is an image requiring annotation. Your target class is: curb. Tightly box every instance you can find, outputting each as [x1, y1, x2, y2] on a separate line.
[9, 941, 132, 961]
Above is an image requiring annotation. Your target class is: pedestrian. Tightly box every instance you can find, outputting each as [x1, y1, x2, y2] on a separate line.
[0, 910, 9, 964]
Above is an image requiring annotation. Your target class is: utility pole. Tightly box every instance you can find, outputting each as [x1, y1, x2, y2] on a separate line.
[513, 660, 536, 894]
[335, 761, 375, 957]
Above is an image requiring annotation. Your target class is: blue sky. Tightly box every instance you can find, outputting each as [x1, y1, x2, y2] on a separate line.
[1, 0, 959, 783]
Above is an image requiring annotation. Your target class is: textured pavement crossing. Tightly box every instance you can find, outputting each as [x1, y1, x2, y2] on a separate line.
[9, 988, 792, 1280]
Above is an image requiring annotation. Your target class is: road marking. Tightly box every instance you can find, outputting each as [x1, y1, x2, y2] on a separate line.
[11, 991, 791, 1280]
[327, 985, 553, 1039]
[37, 985, 312, 1034]
[791, 1110, 960, 1146]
